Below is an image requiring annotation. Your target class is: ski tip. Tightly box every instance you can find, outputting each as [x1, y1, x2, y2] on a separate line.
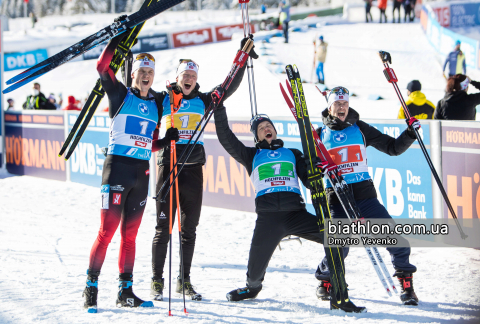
[140, 301, 154, 307]
[6, 63, 50, 85]
[86, 307, 97, 313]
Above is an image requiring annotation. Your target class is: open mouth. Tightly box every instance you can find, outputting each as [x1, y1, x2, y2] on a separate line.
[184, 82, 192, 91]
[265, 132, 273, 139]
[142, 79, 149, 86]
[338, 111, 346, 118]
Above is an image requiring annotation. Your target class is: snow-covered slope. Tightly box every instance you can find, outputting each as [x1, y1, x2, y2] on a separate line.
[1, 169, 480, 323]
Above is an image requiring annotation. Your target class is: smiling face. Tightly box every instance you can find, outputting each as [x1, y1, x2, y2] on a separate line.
[329, 100, 349, 122]
[176, 70, 197, 96]
[257, 121, 277, 144]
[131, 67, 154, 96]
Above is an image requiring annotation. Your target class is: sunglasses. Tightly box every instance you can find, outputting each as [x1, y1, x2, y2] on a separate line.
[178, 59, 200, 69]
[328, 86, 349, 100]
[135, 53, 155, 62]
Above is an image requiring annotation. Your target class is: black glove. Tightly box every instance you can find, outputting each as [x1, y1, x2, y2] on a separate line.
[305, 171, 323, 190]
[164, 127, 180, 143]
[240, 35, 259, 59]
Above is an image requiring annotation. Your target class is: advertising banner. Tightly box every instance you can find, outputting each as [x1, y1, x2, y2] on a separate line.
[4, 111, 66, 180]
[441, 124, 480, 219]
[450, 2, 480, 28]
[67, 112, 110, 187]
[202, 119, 256, 213]
[138, 34, 169, 52]
[215, 24, 255, 42]
[4, 49, 48, 72]
[172, 28, 213, 48]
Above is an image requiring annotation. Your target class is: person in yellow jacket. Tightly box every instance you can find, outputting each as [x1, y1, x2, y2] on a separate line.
[397, 80, 435, 119]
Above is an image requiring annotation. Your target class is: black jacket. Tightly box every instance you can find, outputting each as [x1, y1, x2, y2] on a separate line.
[22, 92, 56, 110]
[214, 106, 308, 212]
[318, 107, 416, 204]
[434, 80, 480, 120]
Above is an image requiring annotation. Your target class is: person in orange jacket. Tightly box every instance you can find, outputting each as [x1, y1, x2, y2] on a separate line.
[378, 0, 387, 23]
[62, 95, 81, 111]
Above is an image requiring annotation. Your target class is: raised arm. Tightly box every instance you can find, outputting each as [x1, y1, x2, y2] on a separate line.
[358, 120, 416, 156]
[214, 105, 257, 175]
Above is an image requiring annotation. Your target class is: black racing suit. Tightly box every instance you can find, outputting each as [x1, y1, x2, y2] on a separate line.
[315, 107, 417, 280]
[151, 67, 247, 280]
[215, 106, 325, 288]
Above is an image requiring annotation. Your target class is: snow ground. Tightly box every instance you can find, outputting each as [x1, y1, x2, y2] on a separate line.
[1, 169, 480, 324]
[2, 6, 480, 324]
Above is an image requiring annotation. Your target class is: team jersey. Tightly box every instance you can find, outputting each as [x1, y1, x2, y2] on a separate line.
[107, 88, 158, 160]
[320, 124, 371, 188]
[251, 148, 301, 198]
[160, 94, 206, 145]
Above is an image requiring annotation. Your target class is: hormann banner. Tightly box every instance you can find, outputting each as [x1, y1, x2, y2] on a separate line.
[441, 123, 480, 219]
[4, 111, 66, 180]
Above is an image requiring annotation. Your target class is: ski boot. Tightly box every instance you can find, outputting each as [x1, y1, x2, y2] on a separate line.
[329, 284, 366, 313]
[116, 273, 154, 308]
[176, 276, 202, 301]
[150, 277, 164, 301]
[226, 285, 262, 301]
[316, 279, 332, 301]
[83, 270, 100, 313]
[394, 271, 418, 306]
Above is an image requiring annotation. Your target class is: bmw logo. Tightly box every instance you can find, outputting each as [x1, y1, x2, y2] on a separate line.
[268, 151, 281, 159]
[333, 132, 347, 143]
[138, 103, 149, 115]
[179, 99, 190, 111]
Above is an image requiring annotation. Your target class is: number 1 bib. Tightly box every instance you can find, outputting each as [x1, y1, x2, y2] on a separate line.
[251, 148, 301, 198]
[107, 89, 159, 160]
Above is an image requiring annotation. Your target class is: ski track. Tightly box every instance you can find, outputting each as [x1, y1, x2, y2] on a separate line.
[1, 168, 479, 323]
[2, 7, 480, 324]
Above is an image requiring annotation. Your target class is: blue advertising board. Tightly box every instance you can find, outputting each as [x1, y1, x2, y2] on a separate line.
[277, 118, 434, 219]
[4, 49, 48, 72]
[450, 2, 480, 28]
[67, 112, 109, 187]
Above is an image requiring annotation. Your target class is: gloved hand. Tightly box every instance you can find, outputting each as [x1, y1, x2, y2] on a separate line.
[406, 117, 420, 139]
[240, 35, 259, 59]
[305, 170, 323, 190]
[164, 127, 180, 143]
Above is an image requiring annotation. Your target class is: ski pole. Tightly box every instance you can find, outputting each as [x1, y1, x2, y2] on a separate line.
[378, 50, 467, 240]
[239, 0, 258, 117]
[166, 82, 188, 315]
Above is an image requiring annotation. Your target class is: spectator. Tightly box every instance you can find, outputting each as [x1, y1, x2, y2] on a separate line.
[443, 41, 466, 78]
[48, 94, 61, 109]
[279, 1, 290, 43]
[62, 95, 81, 111]
[397, 80, 435, 119]
[393, 0, 402, 23]
[23, 83, 56, 110]
[365, 0, 373, 22]
[315, 36, 328, 84]
[435, 75, 480, 121]
[6, 98, 14, 111]
[404, 0, 413, 22]
[409, 0, 416, 21]
[30, 12, 37, 28]
[378, 0, 387, 23]
[261, 4, 266, 14]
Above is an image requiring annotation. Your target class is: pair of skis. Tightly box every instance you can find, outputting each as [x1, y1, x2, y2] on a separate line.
[3, 0, 184, 94]
[57, 0, 179, 160]
[280, 65, 398, 298]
